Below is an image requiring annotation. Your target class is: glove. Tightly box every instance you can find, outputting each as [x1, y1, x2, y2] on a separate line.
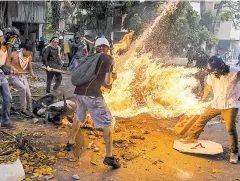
[0, 65, 11, 75]
[46, 66, 51, 71]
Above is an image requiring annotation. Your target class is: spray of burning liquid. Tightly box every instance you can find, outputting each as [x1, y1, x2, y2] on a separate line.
[104, 1, 209, 119]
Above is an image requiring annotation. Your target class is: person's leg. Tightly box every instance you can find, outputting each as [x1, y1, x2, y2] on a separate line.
[221, 108, 239, 154]
[53, 72, 62, 91]
[84, 96, 120, 169]
[103, 126, 113, 157]
[184, 106, 221, 140]
[46, 71, 54, 93]
[0, 75, 12, 125]
[23, 77, 33, 113]
[68, 54, 72, 67]
[11, 76, 27, 111]
[65, 95, 86, 151]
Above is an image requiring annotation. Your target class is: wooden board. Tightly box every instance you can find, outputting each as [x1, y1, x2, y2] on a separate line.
[173, 140, 223, 155]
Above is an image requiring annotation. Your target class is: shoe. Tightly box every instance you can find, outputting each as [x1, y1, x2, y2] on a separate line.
[103, 156, 121, 169]
[230, 153, 238, 164]
[20, 110, 34, 118]
[1, 121, 14, 129]
[179, 137, 198, 144]
[64, 141, 75, 151]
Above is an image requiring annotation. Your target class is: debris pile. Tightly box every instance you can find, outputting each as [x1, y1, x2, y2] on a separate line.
[0, 130, 64, 180]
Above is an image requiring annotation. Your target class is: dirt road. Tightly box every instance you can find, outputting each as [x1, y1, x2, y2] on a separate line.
[7, 67, 240, 181]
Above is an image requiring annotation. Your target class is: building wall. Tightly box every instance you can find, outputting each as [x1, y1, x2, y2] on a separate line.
[11, 2, 46, 24]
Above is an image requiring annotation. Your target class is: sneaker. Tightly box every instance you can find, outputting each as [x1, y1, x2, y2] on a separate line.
[64, 141, 75, 151]
[230, 153, 238, 164]
[103, 156, 121, 169]
[20, 110, 34, 118]
[1, 121, 14, 129]
[179, 137, 198, 144]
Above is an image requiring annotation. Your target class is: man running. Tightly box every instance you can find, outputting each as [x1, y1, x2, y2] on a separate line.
[0, 29, 13, 128]
[7, 44, 37, 118]
[65, 37, 120, 169]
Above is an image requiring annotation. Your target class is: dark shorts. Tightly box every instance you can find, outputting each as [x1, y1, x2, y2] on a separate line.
[76, 95, 112, 128]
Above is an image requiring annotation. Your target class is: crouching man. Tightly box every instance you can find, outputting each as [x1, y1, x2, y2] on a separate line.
[0, 30, 13, 128]
[65, 38, 120, 169]
[181, 56, 240, 164]
[7, 44, 37, 118]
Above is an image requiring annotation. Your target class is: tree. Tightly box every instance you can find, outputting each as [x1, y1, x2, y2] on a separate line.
[142, 1, 213, 57]
[123, 1, 161, 36]
[220, 1, 240, 30]
[0, 1, 7, 29]
[51, 1, 61, 31]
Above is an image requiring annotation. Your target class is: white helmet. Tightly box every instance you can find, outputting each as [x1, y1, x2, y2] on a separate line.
[0, 30, 3, 36]
[95, 38, 110, 48]
[59, 36, 63, 40]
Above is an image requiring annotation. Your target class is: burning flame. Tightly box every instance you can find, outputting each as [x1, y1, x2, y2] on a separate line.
[104, 1, 209, 119]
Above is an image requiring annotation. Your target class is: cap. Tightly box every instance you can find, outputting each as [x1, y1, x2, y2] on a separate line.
[95, 38, 110, 48]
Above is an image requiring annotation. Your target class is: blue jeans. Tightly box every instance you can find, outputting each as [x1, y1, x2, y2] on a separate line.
[0, 73, 12, 124]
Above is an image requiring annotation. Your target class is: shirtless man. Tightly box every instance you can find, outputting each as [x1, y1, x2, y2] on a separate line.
[0, 29, 13, 128]
[7, 44, 37, 118]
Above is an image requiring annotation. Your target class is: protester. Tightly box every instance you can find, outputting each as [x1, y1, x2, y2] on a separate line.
[58, 36, 64, 56]
[38, 36, 46, 63]
[4, 26, 21, 54]
[0, 30, 13, 128]
[65, 37, 120, 169]
[42, 36, 62, 93]
[7, 44, 38, 118]
[181, 56, 240, 164]
[68, 33, 86, 67]
[67, 39, 74, 66]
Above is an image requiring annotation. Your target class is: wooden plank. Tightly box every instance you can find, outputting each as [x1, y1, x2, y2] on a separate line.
[173, 140, 223, 155]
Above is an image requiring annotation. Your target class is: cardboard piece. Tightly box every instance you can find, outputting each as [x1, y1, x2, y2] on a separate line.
[0, 159, 25, 181]
[173, 140, 223, 155]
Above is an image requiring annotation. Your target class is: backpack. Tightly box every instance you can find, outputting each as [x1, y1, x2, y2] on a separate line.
[70, 53, 102, 86]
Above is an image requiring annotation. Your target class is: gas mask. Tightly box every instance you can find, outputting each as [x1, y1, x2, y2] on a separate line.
[95, 47, 108, 54]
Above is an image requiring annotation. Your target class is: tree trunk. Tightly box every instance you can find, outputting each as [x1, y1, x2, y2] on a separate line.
[0, 1, 7, 29]
[24, 1, 32, 40]
[7, 1, 12, 26]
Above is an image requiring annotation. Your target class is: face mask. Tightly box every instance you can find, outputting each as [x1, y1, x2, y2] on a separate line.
[96, 47, 108, 54]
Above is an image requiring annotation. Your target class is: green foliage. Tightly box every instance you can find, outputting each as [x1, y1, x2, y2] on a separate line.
[51, 1, 60, 31]
[45, 2, 54, 34]
[123, 1, 160, 35]
[220, 1, 240, 29]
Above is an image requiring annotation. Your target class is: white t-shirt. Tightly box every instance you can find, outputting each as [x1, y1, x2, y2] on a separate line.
[207, 67, 240, 109]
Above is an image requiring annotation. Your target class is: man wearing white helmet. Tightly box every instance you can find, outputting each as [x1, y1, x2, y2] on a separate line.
[65, 37, 120, 169]
[0, 30, 13, 128]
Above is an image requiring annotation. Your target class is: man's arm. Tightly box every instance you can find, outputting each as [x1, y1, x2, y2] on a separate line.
[28, 56, 36, 79]
[104, 58, 116, 85]
[42, 46, 49, 66]
[202, 85, 212, 101]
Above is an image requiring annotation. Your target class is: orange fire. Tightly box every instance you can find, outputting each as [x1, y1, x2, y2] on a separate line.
[104, 1, 209, 119]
